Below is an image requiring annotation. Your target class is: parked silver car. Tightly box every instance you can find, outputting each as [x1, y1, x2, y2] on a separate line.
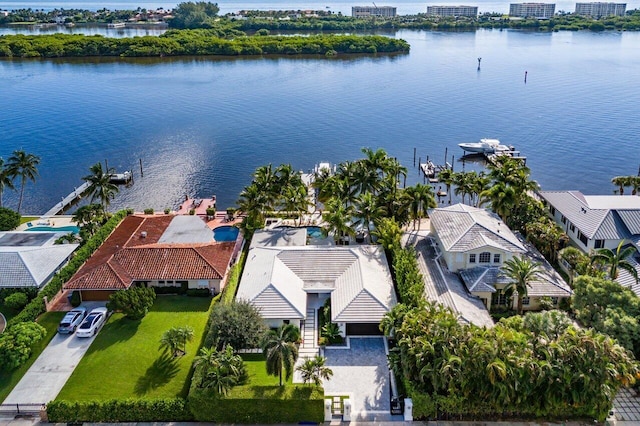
[57, 307, 88, 334]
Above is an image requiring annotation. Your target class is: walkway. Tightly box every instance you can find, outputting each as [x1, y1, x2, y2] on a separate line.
[404, 230, 494, 328]
[323, 337, 399, 422]
[43, 182, 90, 217]
[614, 387, 640, 422]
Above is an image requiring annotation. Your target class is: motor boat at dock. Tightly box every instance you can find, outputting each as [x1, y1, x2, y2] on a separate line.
[458, 138, 513, 155]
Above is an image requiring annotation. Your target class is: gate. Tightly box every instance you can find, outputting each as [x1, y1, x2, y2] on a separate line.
[0, 403, 45, 417]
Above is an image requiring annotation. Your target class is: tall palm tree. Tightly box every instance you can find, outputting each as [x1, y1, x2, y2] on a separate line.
[254, 164, 278, 211]
[296, 355, 333, 386]
[353, 192, 384, 242]
[7, 150, 40, 213]
[438, 167, 455, 204]
[630, 176, 640, 196]
[323, 198, 355, 245]
[479, 182, 517, 223]
[0, 157, 15, 208]
[82, 162, 119, 211]
[590, 240, 638, 283]
[262, 324, 300, 386]
[404, 183, 436, 230]
[500, 256, 542, 315]
[282, 184, 310, 225]
[611, 176, 630, 196]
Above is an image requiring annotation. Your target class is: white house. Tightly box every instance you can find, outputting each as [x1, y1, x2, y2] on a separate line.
[237, 230, 397, 340]
[429, 203, 571, 311]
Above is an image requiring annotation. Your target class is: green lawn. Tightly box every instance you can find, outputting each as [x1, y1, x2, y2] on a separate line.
[241, 353, 293, 386]
[19, 216, 38, 225]
[0, 312, 65, 402]
[56, 295, 213, 401]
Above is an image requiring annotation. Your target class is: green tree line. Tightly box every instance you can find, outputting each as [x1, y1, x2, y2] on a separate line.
[0, 30, 409, 58]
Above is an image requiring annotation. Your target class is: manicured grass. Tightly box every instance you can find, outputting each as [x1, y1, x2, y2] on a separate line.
[241, 353, 293, 386]
[19, 216, 38, 225]
[221, 249, 246, 305]
[0, 312, 65, 403]
[56, 295, 213, 401]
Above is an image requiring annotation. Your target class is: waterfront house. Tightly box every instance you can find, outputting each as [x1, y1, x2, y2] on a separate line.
[237, 228, 397, 339]
[64, 215, 235, 301]
[0, 232, 78, 289]
[539, 190, 640, 291]
[429, 203, 571, 311]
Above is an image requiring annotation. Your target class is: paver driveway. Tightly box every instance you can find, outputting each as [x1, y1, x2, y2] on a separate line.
[323, 337, 395, 421]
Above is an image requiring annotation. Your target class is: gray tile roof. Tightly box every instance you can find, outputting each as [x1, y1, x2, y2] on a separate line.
[237, 245, 396, 323]
[539, 191, 640, 240]
[428, 203, 525, 253]
[0, 244, 79, 288]
[158, 215, 214, 243]
[459, 267, 503, 293]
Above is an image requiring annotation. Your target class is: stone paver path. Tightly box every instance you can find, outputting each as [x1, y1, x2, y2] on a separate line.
[323, 337, 395, 421]
[614, 387, 640, 422]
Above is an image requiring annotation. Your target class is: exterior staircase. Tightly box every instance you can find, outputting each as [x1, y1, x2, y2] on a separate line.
[300, 306, 320, 357]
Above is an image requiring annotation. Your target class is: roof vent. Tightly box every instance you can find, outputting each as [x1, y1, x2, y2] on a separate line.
[141, 231, 147, 238]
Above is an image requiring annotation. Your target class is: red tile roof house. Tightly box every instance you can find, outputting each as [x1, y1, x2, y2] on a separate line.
[64, 214, 236, 301]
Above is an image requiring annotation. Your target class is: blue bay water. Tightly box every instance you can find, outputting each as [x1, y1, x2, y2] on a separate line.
[1, 29, 640, 213]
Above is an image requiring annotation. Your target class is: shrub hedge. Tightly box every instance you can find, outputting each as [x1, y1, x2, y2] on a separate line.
[7, 210, 127, 328]
[47, 398, 193, 422]
[189, 385, 324, 423]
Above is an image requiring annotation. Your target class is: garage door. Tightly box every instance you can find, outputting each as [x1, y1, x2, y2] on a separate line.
[80, 290, 114, 301]
[346, 323, 383, 336]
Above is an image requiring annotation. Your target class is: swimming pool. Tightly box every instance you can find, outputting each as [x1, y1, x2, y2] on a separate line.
[213, 226, 239, 242]
[26, 225, 80, 234]
[306, 226, 324, 239]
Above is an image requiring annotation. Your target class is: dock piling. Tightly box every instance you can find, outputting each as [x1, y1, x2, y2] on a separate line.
[139, 158, 144, 177]
[413, 148, 416, 167]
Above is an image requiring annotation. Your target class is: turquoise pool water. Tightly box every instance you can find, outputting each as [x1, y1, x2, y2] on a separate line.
[26, 225, 80, 233]
[306, 226, 323, 239]
[213, 226, 239, 242]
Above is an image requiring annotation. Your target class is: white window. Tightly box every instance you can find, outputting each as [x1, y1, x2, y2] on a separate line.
[479, 252, 491, 263]
[551, 297, 559, 305]
[197, 280, 209, 287]
[522, 296, 530, 306]
[493, 254, 501, 263]
[469, 253, 476, 263]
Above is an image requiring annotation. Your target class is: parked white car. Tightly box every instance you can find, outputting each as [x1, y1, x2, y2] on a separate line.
[76, 307, 109, 338]
[57, 307, 88, 334]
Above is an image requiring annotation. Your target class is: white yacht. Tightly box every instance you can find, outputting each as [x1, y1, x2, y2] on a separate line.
[458, 138, 512, 154]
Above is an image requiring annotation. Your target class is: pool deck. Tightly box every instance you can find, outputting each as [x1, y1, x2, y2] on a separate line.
[175, 196, 217, 216]
[16, 216, 77, 232]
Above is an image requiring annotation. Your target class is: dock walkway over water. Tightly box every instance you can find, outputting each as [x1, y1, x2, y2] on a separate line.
[43, 182, 91, 216]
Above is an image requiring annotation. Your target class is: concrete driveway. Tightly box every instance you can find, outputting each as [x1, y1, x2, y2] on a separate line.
[2, 303, 106, 406]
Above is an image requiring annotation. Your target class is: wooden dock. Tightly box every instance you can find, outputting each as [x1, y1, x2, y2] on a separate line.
[43, 182, 91, 216]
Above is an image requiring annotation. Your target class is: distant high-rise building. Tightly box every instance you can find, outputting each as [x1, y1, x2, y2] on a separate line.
[352, 6, 397, 17]
[509, 2, 556, 18]
[426, 5, 479, 16]
[574, 2, 626, 17]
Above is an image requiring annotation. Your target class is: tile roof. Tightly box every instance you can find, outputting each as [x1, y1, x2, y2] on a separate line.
[0, 244, 78, 288]
[428, 204, 525, 253]
[64, 214, 234, 291]
[237, 245, 396, 323]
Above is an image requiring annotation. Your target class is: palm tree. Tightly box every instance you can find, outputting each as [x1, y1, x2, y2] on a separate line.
[7, 150, 40, 213]
[323, 198, 355, 245]
[282, 184, 310, 225]
[630, 176, 640, 196]
[296, 355, 333, 386]
[193, 345, 247, 394]
[254, 164, 278, 211]
[160, 326, 194, 357]
[0, 157, 15, 208]
[500, 256, 542, 315]
[262, 324, 300, 386]
[82, 162, 119, 210]
[611, 176, 630, 195]
[73, 203, 105, 239]
[353, 192, 384, 242]
[590, 240, 638, 283]
[438, 167, 455, 204]
[404, 183, 436, 230]
[479, 182, 517, 223]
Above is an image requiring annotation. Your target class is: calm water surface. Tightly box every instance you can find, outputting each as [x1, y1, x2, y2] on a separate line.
[1, 29, 640, 213]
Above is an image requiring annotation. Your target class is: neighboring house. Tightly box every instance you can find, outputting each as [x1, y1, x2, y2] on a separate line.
[539, 191, 640, 252]
[429, 203, 571, 311]
[539, 190, 640, 293]
[237, 228, 397, 337]
[64, 215, 235, 301]
[0, 232, 78, 289]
